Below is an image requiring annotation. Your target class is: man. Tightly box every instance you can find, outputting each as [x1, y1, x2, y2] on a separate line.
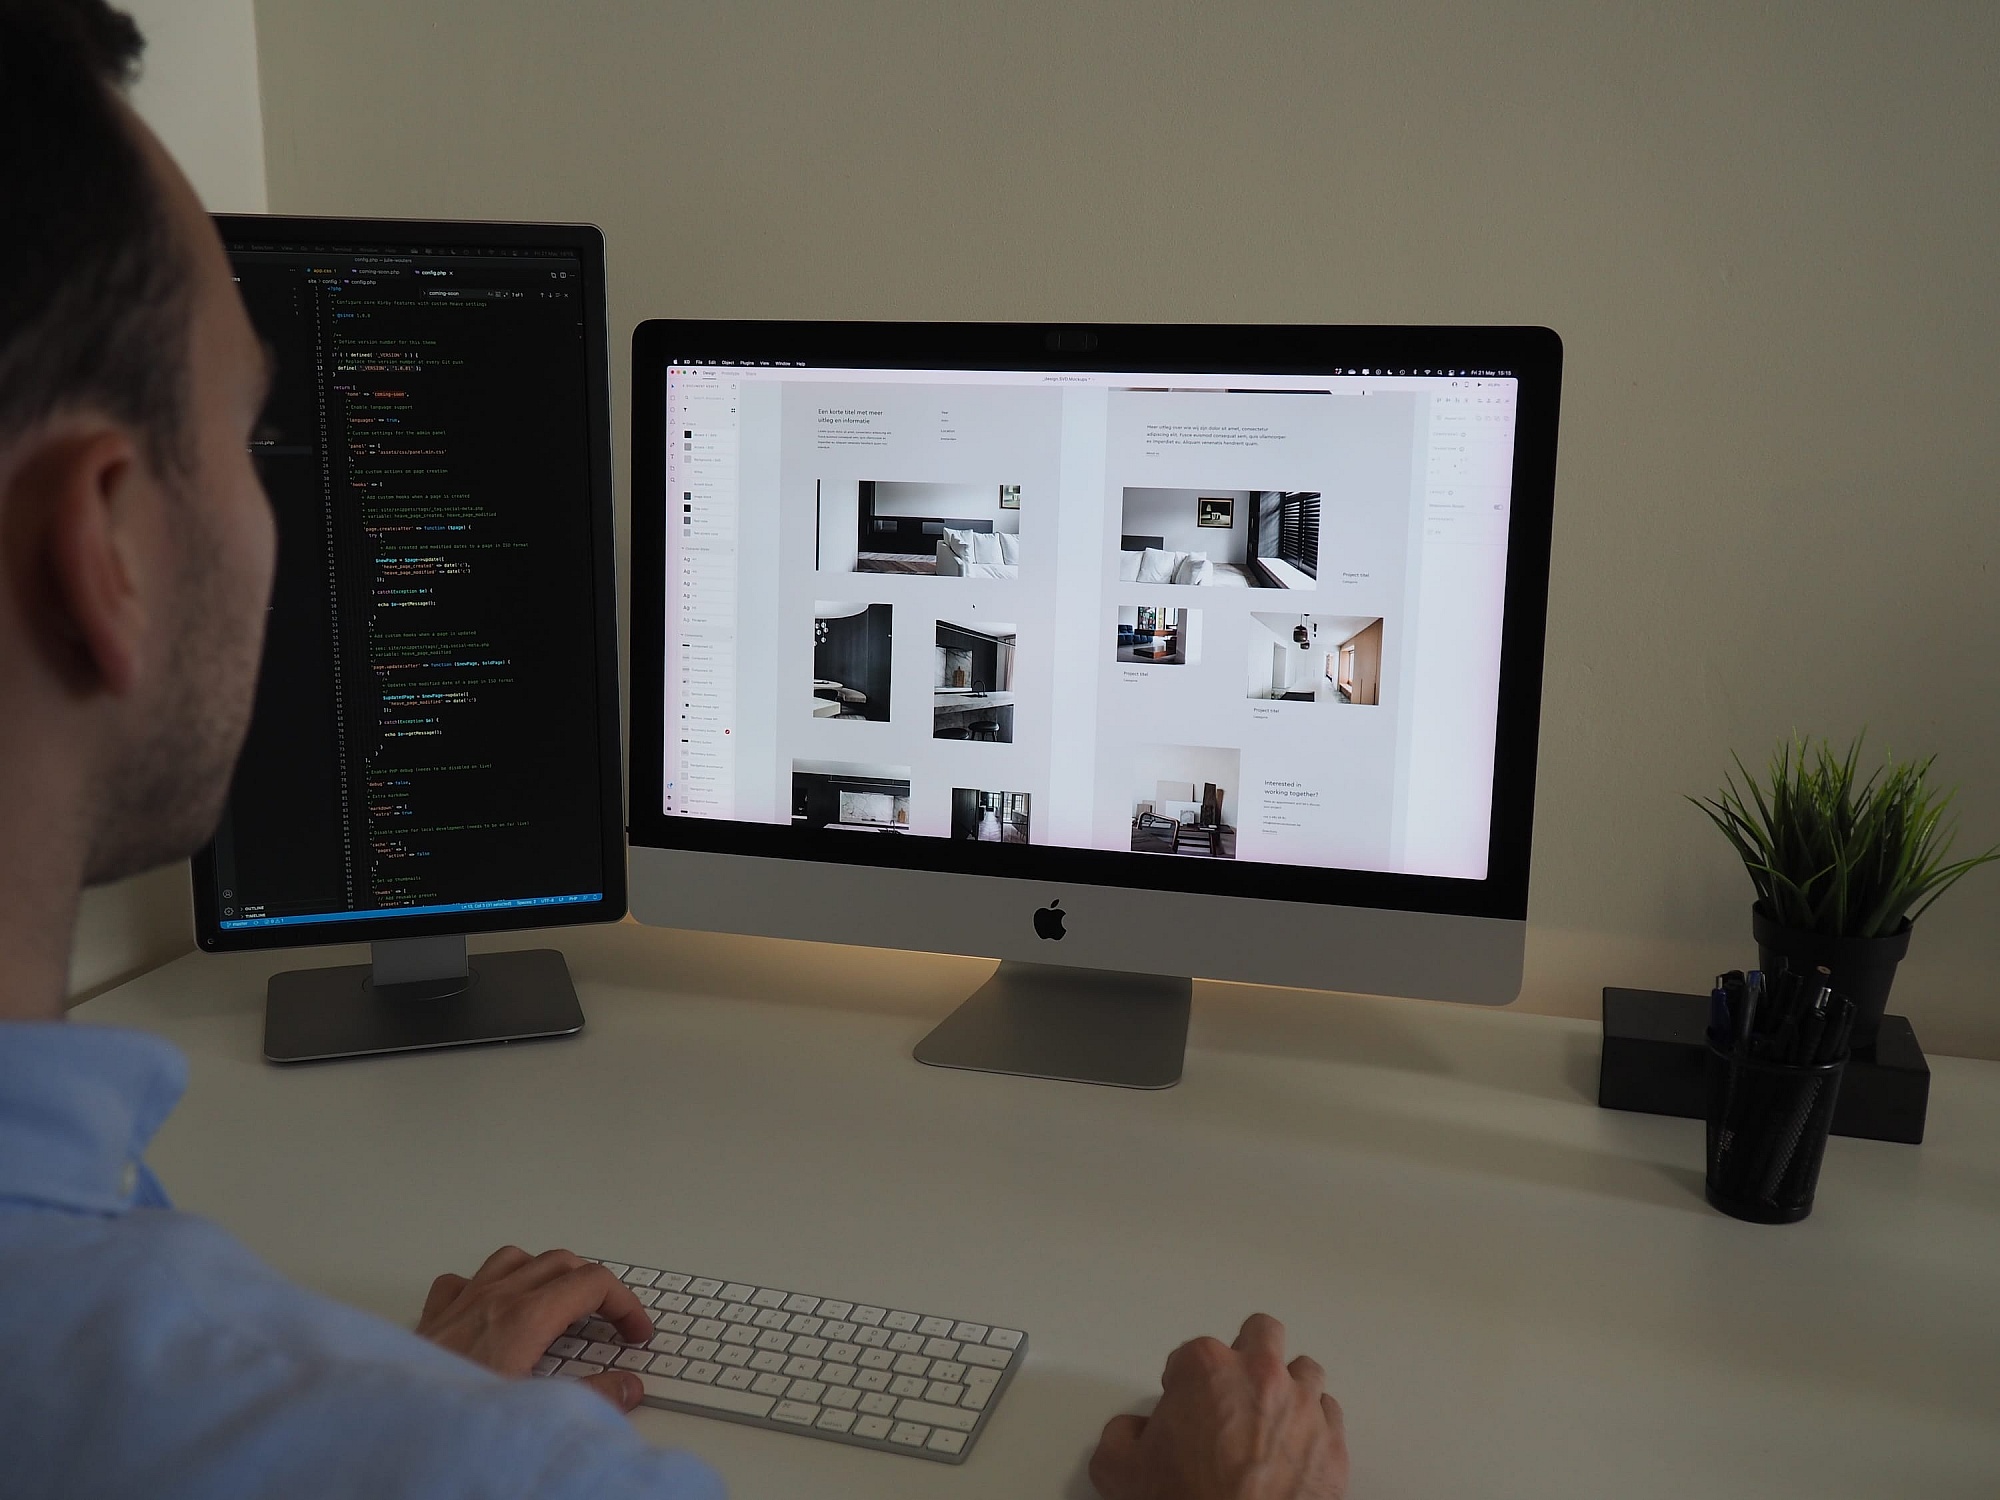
[0, 2, 1349, 1495]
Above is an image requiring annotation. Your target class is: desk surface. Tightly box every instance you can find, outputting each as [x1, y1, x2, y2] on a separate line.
[74, 925, 2000, 1499]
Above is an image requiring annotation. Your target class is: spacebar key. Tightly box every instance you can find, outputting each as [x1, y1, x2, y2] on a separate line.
[638, 1373, 776, 1418]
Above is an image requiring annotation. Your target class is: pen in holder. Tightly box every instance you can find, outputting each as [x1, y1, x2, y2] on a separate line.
[1704, 965, 1855, 1224]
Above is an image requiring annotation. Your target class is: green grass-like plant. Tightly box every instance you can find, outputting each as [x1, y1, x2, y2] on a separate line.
[1693, 735, 1998, 939]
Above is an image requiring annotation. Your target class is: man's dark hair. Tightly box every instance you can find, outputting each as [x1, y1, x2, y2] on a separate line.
[0, 0, 192, 470]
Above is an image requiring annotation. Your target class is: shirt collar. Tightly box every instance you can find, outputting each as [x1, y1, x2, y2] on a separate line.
[0, 1021, 185, 1214]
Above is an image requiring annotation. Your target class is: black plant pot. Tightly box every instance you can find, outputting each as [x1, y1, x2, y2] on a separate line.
[1751, 902, 1912, 1052]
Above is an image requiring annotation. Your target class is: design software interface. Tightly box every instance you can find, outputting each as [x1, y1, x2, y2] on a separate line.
[208, 241, 608, 930]
[657, 362, 1519, 880]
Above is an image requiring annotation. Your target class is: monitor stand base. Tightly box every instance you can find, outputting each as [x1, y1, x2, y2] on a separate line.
[914, 961, 1192, 1089]
[263, 936, 584, 1064]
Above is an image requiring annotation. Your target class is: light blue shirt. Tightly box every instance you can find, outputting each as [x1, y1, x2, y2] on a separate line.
[0, 1021, 724, 1499]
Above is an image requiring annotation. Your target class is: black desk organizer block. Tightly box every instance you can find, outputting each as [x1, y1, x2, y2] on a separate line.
[1598, 987, 1929, 1145]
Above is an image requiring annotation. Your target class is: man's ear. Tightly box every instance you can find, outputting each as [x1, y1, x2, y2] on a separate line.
[4, 426, 153, 696]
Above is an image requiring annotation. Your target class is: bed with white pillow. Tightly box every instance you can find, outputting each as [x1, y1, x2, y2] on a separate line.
[936, 527, 1020, 579]
[1117, 546, 1251, 587]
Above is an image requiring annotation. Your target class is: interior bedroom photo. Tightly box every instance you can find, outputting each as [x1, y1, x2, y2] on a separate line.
[1246, 614, 1384, 704]
[950, 789, 1030, 843]
[790, 761, 912, 832]
[1116, 488, 1319, 589]
[1114, 606, 1199, 666]
[811, 602, 893, 721]
[815, 479, 1021, 577]
[1127, 743, 1239, 859]
[934, 620, 1017, 741]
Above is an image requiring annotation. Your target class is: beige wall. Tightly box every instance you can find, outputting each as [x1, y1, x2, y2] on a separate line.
[68, 0, 270, 1001]
[241, 1, 2000, 1054]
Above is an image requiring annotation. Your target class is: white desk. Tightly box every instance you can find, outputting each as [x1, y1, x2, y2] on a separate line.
[73, 926, 2000, 1498]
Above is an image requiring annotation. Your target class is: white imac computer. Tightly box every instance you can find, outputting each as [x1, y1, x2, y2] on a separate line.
[627, 323, 1561, 1088]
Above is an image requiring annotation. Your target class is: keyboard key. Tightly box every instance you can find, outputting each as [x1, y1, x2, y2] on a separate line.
[965, 1366, 1001, 1389]
[917, 1316, 953, 1337]
[655, 1292, 692, 1313]
[615, 1349, 652, 1372]
[717, 1367, 755, 1390]
[581, 1320, 617, 1343]
[754, 1329, 792, 1351]
[854, 1327, 891, 1348]
[548, 1337, 585, 1359]
[821, 1321, 858, 1342]
[686, 1278, 722, 1297]
[752, 1287, 787, 1308]
[649, 1355, 687, 1378]
[896, 1398, 978, 1433]
[583, 1342, 623, 1364]
[631, 1288, 660, 1307]
[858, 1350, 894, 1370]
[888, 1375, 927, 1399]
[923, 1337, 959, 1359]
[883, 1310, 920, 1332]
[638, 1372, 772, 1418]
[648, 1333, 686, 1356]
[852, 1306, 886, 1326]
[689, 1298, 725, 1318]
[623, 1267, 661, 1288]
[890, 1421, 931, 1447]
[792, 1336, 827, 1358]
[596, 1262, 629, 1278]
[962, 1385, 992, 1411]
[854, 1368, 890, 1391]
[655, 1274, 691, 1293]
[960, 1343, 1009, 1369]
[558, 1360, 603, 1378]
[690, 1319, 725, 1340]
[928, 1429, 967, 1455]
[823, 1385, 861, 1410]
[892, 1353, 931, 1377]
[753, 1309, 789, 1331]
[721, 1326, 756, 1346]
[532, 1355, 560, 1376]
[887, 1331, 925, 1354]
[786, 1316, 823, 1337]
[715, 1346, 751, 1368]
[853, 1415, 892, 1440]
[752, 1373, 790, 1397]
[681, 1362, 720, 1384]
[824, 1342, 861, 1364]
[952, 1323, 988, 1342]
[773, 1400, 817, 1426]
[817, 1408, 856, 1433]
[987, 1328, 1024, 1350]
[682, 1340, 719, 1361]
[859, 1391, 897, 1416]
[783, 1356, 821, 1379]
[784, 1294, 819, 1314]
[721, 1284, 756, 1302]
[656, 1313, 693, 1334]
[932, 1361, 966, 1383]
[787, 1379, 826, 1403]
[927, 1380, 965, 1404]
[748, 1350, 788, 1373]
[818, 1300, 853, 1320]
[820, 1363, 855, 1386]
[723, 1303, 757, 1323]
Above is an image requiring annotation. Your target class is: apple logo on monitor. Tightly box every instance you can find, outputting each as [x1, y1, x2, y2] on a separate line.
[1033, 899, 1066, 940]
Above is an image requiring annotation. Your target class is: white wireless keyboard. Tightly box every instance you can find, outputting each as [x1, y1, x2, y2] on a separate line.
[532, 1259, 1027, 1464]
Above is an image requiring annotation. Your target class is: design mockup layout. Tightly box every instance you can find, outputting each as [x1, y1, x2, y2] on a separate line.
[659, 362, 1518, 882]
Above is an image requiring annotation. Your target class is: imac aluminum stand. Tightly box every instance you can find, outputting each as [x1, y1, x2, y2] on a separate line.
[263, 935, 584, 1064]
[914, 961, 1192, 1089]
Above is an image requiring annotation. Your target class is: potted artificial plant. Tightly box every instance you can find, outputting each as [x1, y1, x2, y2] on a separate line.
[1694, 735, 1996, 1049]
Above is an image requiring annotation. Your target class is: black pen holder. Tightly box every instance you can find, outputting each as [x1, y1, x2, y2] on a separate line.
[1704, 1042, 1846, 1224]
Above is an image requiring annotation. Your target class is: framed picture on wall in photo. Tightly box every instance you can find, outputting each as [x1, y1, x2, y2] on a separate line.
[999, 484, 1021, 509]
[1197, 496, 1234, 528]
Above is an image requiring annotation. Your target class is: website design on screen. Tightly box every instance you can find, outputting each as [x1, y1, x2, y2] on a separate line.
[660, 365, 1516, 881]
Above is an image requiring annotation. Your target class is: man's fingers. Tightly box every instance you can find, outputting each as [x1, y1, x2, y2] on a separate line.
[580, 1369, 643, 1413]
[514, 1263, 654, 1346]
[1287, 1353, 1326, 1397]
[1161, 1334, 1231, 1390]
[1086, 1413, 1146, 1499]
[1232, 1312, 1288, 1362]
[421, 1273, 468, 1325]
[1321, 1392, 1346, 1440]
[469, 1245, 534, 1286]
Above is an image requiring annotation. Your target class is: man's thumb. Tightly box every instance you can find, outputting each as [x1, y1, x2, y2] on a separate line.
[581, 1370, 643, 1412]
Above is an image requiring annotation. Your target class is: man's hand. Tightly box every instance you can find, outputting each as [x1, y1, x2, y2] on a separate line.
[1089, 1313, 1348, 1500]
[416, 1246, 653, 1413]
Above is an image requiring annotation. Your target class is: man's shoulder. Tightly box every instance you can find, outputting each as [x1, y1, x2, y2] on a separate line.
[0, 1207, 722, 1500]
